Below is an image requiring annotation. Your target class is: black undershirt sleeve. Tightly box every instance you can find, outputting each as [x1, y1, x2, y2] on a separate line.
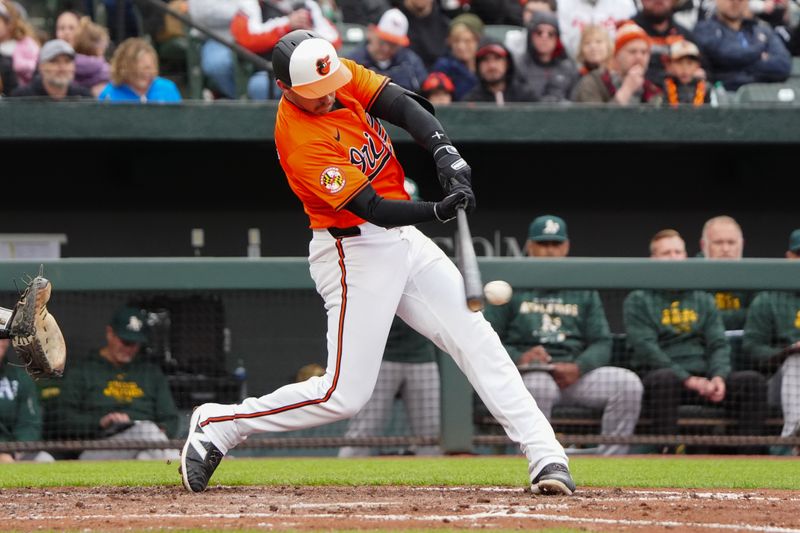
[369, 83, 450, 153]
[344, 184, 437, 227]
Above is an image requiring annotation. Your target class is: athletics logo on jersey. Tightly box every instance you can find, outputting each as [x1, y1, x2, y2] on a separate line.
[320, 167, 345, 193]
[316, 55, 331, 76]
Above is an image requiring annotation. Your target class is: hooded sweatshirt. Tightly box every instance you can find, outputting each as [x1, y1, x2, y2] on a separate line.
[514, 12, 579, 102]
[463, 39, 537, 103]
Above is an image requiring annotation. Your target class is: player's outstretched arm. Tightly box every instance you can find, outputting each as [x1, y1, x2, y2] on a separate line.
[370, 83, 474, 211]
[345, 184, 471, 226]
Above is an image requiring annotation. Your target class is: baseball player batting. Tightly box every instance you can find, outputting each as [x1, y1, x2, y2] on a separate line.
[180, 30, 574, 496]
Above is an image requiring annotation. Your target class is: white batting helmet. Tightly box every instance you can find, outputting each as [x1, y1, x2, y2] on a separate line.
[272, 30, 352, 98]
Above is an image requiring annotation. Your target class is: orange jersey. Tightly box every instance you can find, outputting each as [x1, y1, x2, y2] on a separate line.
[275, 59, 410, 229]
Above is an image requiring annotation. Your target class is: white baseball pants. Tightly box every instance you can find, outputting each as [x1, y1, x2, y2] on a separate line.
[198, 223, 567, 479]
[769, 354, 800, 437]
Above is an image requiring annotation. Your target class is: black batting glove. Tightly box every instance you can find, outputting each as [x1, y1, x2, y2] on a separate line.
[433, 144, 472, 193]
[433, 184, 476, 223]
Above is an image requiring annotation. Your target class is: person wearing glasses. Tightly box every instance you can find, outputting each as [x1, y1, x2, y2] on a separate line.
[513, 12, 579, 103]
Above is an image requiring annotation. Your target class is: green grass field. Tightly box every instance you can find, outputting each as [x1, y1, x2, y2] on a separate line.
[1, 456, 798, 490]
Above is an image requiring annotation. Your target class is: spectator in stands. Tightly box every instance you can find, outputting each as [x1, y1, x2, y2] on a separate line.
[430, 14, 482, 101]
[700, 216, 749, 329]
[339, 316, 442, 457]
[0, 0, 40, 86]
[72, 17, 111, 97]
[9, 39, 92, 99]
[572, 22, 663, 104]
[624, 229, 767, 449]
[0, 338, 51, 463]
[464, 39, 536, 103]
[633, 0, 694, 87]
[556, 0, 637, 59]
[485, 215, 643, 455]
[693, 0, 791, 91]
[55, 10, 81, 47]
[750, 0, 792, 46]
[419, 71, 455, 105]
[398, 0, 451, 69]
[347, 8, 427, 92]
[337, 0, 391, 25]
[742, 228, 800, 455]
[230, 0, 341, 100]
[576, 25, 613, 76]
[505, 0, 556, 57]
[514, 12, 579, 102]
[99, 38, 181, 102]
[187, 0, 241, 99]
[662, 39, 709, 105]
[56, 306, 179, 460]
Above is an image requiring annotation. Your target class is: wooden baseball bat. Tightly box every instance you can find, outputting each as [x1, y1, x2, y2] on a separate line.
[456, 208, 484, 312]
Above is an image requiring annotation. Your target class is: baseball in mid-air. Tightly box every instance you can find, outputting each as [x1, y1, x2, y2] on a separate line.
[484, 280, 513, 305]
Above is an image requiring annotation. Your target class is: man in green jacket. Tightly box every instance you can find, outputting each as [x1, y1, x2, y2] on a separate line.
[57, 306, 179, 460]
[0, 338, 47, 462]
[624, 229, 767, 443]
[700, 216, 751, 331]
[485, 215, 643, 455]
[742, 228, 800, 455]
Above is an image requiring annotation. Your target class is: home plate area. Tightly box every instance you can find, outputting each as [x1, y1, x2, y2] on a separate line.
[2, 486, 799, 532]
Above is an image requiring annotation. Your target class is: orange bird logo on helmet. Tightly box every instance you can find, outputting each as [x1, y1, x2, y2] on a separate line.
[316, 55, 331, 76]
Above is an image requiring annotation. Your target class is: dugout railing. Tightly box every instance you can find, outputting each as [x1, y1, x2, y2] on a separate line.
[0, 258, 798, 457]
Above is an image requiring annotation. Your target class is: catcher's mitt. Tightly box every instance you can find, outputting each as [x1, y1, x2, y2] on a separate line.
[8, 276, 66, 379]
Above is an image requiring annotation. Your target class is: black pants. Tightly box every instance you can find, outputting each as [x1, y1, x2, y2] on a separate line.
[641, 368, 768, 436]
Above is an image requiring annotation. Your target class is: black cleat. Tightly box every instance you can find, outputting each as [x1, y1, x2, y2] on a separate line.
[531, 463, 575, 495]
[180, 408, 224, 492]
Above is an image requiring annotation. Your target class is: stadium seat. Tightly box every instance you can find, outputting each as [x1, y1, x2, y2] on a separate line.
[734, 81, 800, 105]
[337, 22, 367, 58]
[483, 24, 525, 45]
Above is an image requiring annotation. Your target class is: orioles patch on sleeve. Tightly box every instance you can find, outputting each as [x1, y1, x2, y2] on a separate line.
[320, 167, 346, 194]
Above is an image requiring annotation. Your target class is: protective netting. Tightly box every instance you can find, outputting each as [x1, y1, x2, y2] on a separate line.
[0, 285, 797, 458]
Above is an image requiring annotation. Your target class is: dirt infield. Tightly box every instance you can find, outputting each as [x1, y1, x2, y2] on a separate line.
[1, 485, 799, 532]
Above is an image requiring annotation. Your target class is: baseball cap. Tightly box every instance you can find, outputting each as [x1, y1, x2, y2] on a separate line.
[528, 215, 568, 242]
[372, 8, 410, 47]
[614, 22, 650, 54]
[670, 39, 700, 61]
[39, 39, 75, 64]
[476, 41, 509, 60]
[420, 71, 455, 97]
[110, 306, 149, 344]
[789, 228, 800, 253]
[272, 30, 352, 99]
